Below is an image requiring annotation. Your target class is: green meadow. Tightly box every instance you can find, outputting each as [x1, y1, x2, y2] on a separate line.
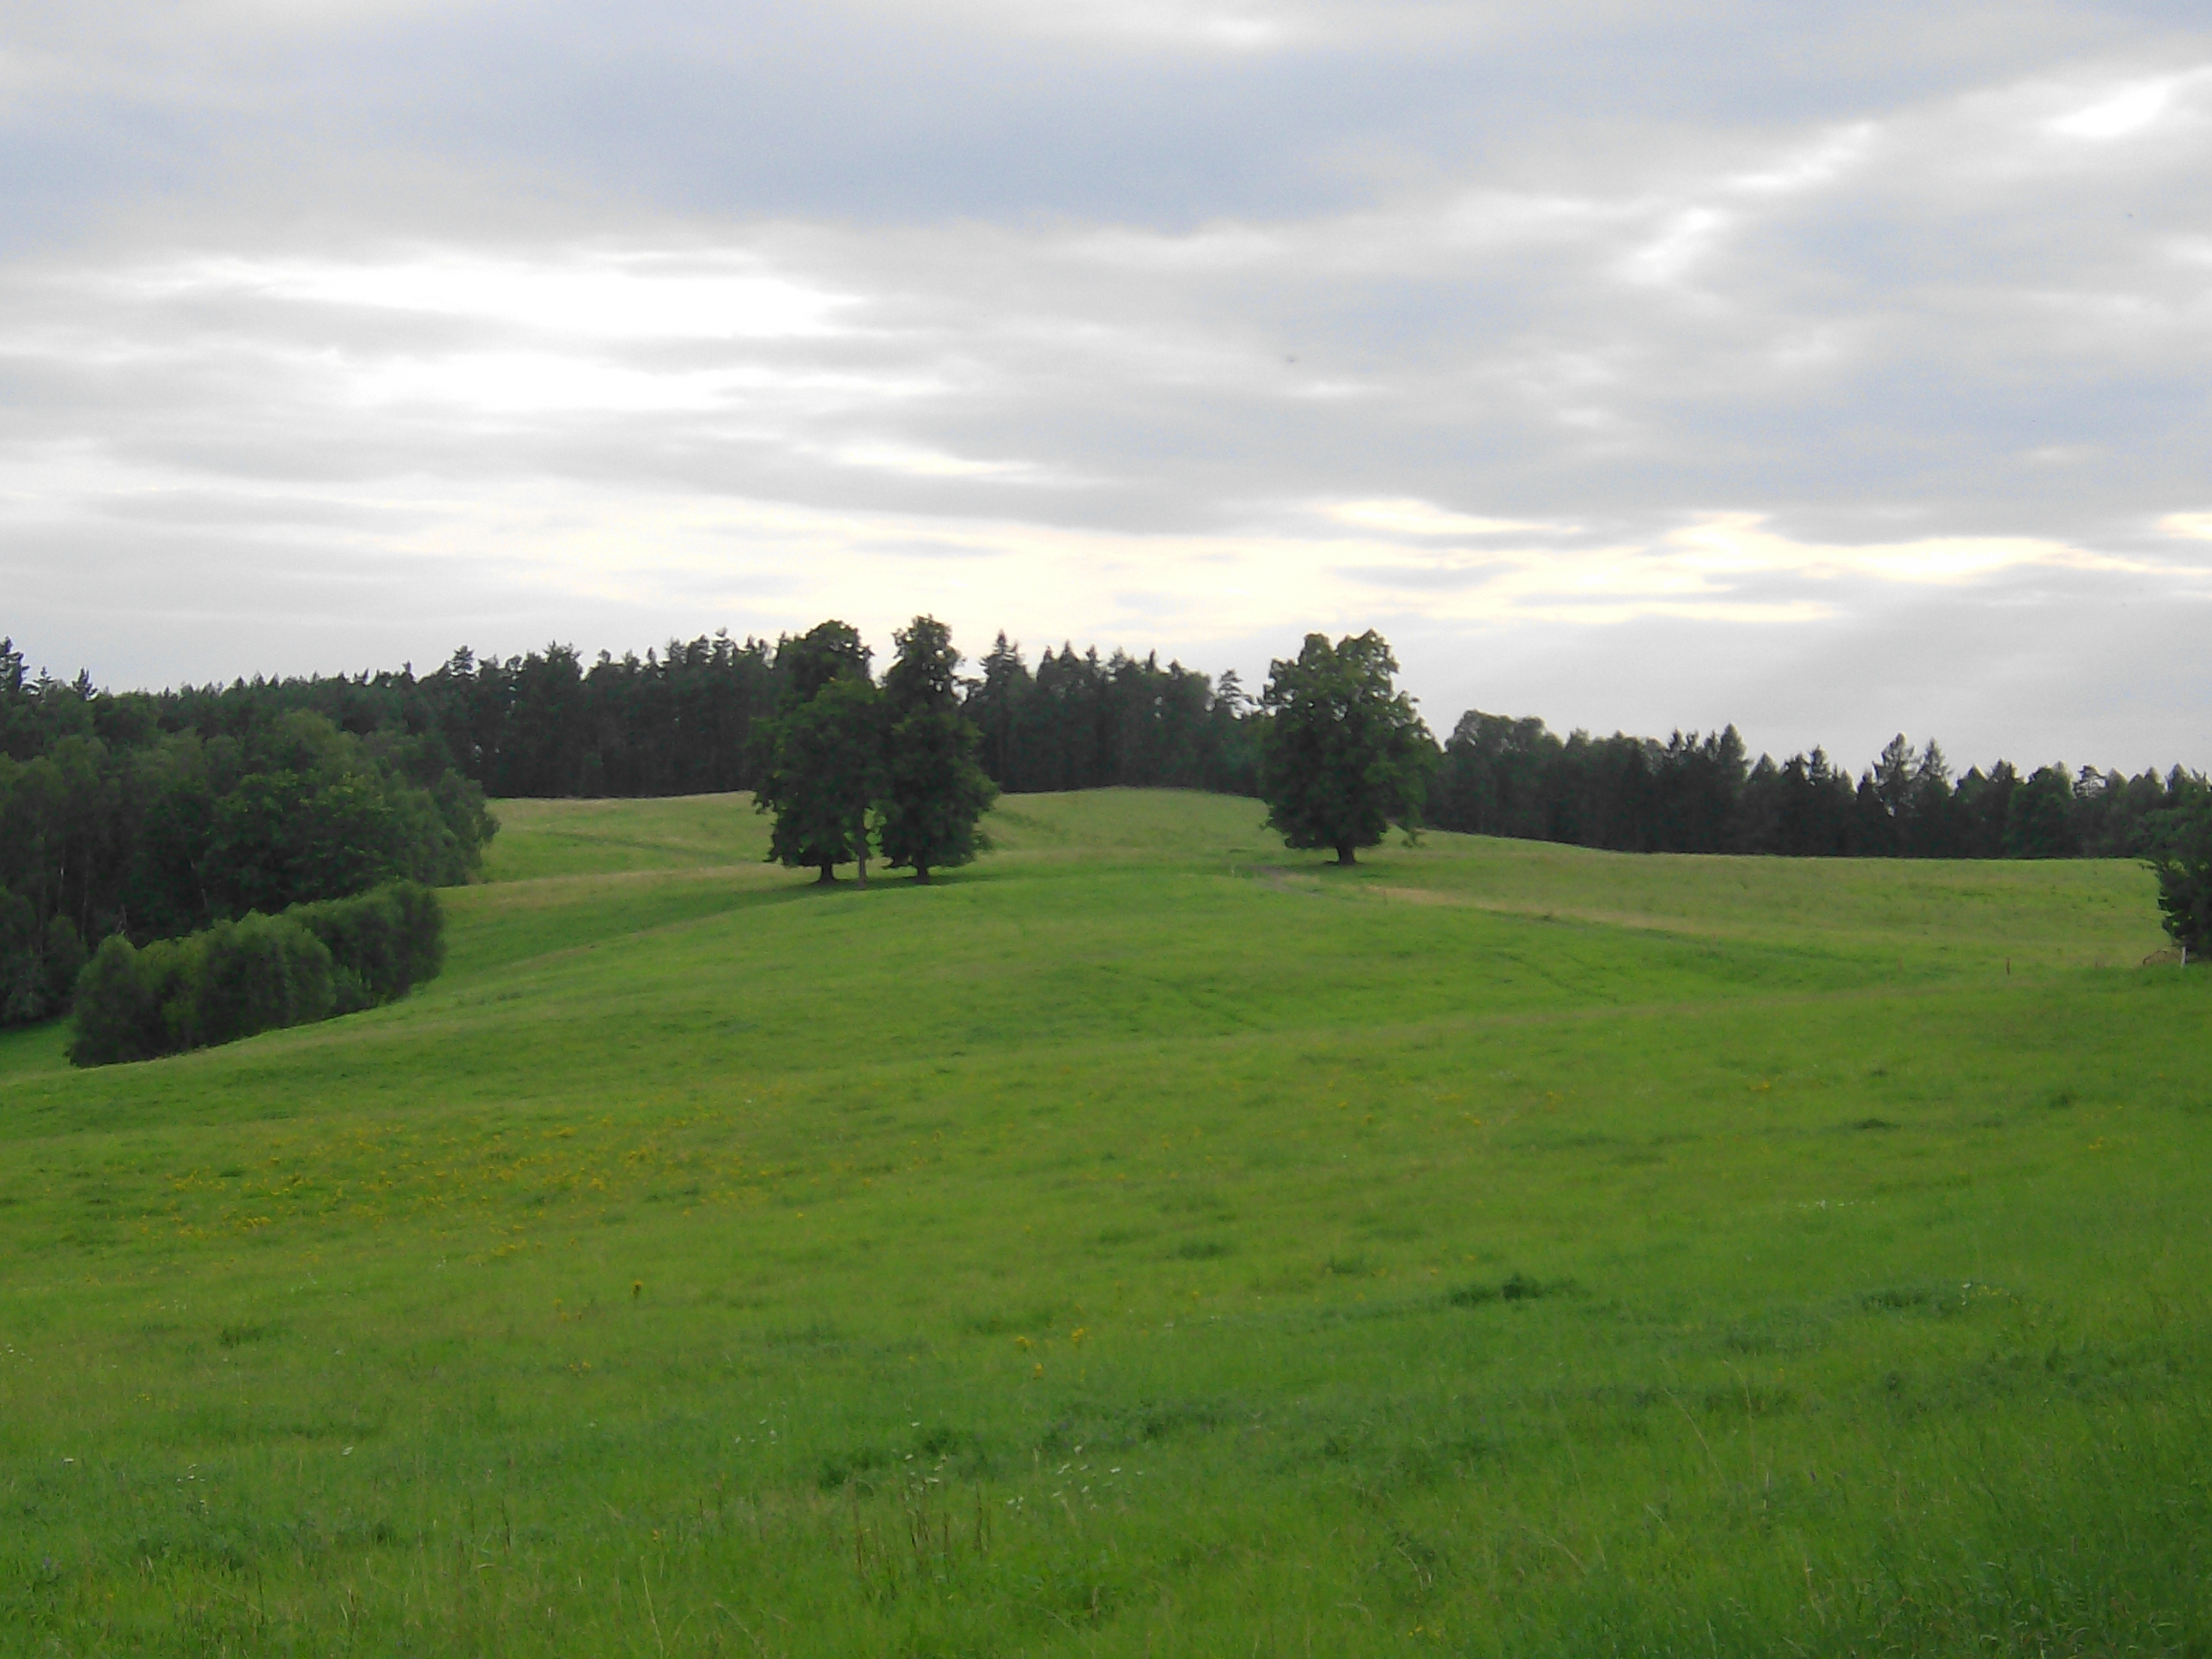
[2, 789, 2208, 1656]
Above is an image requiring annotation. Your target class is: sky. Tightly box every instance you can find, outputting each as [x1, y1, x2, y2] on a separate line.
[2, 0, 2208, 772]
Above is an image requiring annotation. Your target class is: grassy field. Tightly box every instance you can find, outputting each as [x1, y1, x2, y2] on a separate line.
[1, 789, 2207, 1656]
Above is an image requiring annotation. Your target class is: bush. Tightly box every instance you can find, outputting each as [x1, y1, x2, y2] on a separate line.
[194, 914, 334, 1048]
[285, 880, 444, 1004]
[68, 882, 443, 1067]
[68, 936, 167, 1066]
[70, 920, 331, 1066]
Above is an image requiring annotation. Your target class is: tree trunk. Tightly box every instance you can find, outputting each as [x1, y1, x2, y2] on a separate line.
[915, 865, 932, 884]
[1336, 843, 1357, 866]
[856, 848, 868, 890]
[817, 862, 836, 884]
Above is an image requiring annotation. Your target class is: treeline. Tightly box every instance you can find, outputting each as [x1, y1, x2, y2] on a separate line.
[12, 625, 2210, 893]
[964, 636, 1256, 796]
[1430, 715, 2205, 861]
[5, 632, 1256, 805]
[18, 614, 2204, 1056]
[1254, 629, 2208, 956]
[1, 639, 491, 1028]
[70, 881, 444, 1066]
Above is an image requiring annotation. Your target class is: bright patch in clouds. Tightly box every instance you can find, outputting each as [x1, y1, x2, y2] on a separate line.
[141, 254, 854, 343]
[1729, 125, 1875, 197]
[1622, 207, 1730, 286]
[945, 0, 1298, 52]
[1326, 500, 1553, 538]
[1658, 515, 2158, 587]
[831, 442, 1046, 480]
[349, 352, 733, 415]
[2051, 80, 2173, 140]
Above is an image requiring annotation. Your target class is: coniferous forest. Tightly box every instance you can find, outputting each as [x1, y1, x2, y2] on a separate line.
[5, 626, 2209, 1030]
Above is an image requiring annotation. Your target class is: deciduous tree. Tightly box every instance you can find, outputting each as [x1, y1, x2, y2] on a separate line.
[2150, 786, 2212, 958]
[757, 672, 884, 885]
[1255, 631, 1435, 866]
[878, 617, 997, 883]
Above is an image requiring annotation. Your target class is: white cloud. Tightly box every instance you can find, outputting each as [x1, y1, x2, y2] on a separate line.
[1620, 206, 1732, 287]
[829, 442, 1051, 481]
[346, 351, 734, 415]
[1728, 124, 1877, 198]
[1325, 500, 1555, 537]
[130, 253, 855, 343]
[2051, 79, 2173, 140]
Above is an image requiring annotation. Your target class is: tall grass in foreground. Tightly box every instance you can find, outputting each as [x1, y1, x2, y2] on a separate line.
[0, 790, 2203, 1655]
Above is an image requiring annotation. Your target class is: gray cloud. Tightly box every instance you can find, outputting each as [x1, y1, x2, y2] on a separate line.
[1, 1, 2208, 763]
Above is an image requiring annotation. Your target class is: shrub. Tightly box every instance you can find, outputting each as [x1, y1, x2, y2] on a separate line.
[285, 881, 445, 1003]
[66, 883, 441, 1067]
[194, 914, 335, 1048]
[70, 918, 334, 1066]
[1449, 1272, 1574, 1307]
[68, 936, 167, 1066]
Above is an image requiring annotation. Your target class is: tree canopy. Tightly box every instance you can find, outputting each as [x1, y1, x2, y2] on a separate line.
[878, 617, 997, 883]
[0, 683, 492, 1028]
[756, 670, 884, 885]
[5, 619, 2205, 1021]
[1255, 631, 1436, 866]
[2149, 783, 2212, 958]
[774, 620, 872, 710]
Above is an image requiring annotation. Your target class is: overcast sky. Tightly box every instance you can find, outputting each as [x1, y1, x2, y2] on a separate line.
[3, 0, 2208, 770]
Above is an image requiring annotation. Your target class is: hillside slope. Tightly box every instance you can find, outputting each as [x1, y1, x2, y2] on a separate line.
[0, 791, 2203, 1656]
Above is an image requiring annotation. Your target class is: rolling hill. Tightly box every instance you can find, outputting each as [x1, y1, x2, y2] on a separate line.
[0, 790, 2203, 1656]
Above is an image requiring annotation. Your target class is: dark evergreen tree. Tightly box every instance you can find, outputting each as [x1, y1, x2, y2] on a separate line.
[1905, 742, 1960, 858]
[1651, 726, 1751, 851]
[1955, 763, 2019, 858]
[966, 632, 1030, 784]
[2004, 765, 2080, 859]
[1431, 712, 1564, 839]
[950, 635, 1255, 797]
[1255, 631, 1436, 866]
[1850, 775, 1896, 855]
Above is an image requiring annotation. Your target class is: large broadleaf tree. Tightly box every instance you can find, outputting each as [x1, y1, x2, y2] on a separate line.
[878, 617, 997, 884]
[1256, 630, 1436, 866]
[754, 622, 884, 884]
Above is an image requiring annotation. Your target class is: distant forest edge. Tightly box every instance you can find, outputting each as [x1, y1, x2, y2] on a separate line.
[9, 627, 2203, 848]
[4, 625, 2208, 1025]
[1, 638, 494, 1026]
[7, 629, 2206, 853]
